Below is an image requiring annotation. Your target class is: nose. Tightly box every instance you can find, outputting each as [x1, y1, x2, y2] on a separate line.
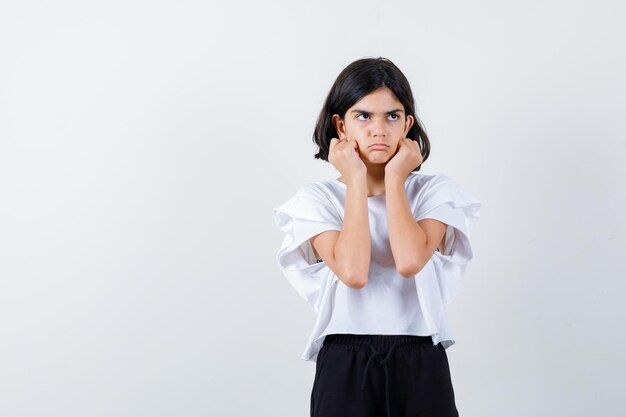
[370, 117, 387, 137]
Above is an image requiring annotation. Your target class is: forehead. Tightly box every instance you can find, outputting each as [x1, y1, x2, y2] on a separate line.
[349, 87, 403, 111]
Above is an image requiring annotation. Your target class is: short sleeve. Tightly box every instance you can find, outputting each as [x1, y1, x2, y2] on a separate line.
[413, 174, 481, 305]
[273, 184, 343, 313]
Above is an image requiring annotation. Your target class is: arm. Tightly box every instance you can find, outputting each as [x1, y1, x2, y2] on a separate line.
[310, 176, 371, 288]
[385, 173, 447, 278]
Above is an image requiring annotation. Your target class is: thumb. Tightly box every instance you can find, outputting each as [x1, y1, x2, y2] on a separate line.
[350, 138, 361, 155]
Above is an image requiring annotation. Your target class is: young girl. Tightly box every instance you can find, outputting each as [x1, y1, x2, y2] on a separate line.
[273, 57, 481, 417]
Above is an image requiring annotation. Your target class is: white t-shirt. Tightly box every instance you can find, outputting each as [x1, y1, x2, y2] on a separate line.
[273, 172, 481, 363]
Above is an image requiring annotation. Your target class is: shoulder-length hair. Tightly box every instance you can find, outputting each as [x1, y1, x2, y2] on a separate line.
[313, 57, 430, 172]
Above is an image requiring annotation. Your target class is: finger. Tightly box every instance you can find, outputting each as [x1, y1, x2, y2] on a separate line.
[329, 137, 339, 151]
[350, 139, 361, 154]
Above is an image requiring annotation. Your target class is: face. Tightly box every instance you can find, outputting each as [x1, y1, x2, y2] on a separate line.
[332, 87, 414, 166]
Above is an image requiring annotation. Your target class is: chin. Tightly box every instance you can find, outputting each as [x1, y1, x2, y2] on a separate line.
[365, 158, 391, 165]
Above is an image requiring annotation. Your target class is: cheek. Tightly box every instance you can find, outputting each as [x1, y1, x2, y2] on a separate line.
[344, 122, 357, 134]
[345, 126, 364, 141]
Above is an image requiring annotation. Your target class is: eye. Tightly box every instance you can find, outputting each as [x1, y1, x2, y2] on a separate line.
[356, 113, 400, 121]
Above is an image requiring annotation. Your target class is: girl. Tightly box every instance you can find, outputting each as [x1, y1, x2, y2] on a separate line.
[273, 57, 481, 417]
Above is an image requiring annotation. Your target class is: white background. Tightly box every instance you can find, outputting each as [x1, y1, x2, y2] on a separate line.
[1, 1, 624, 416]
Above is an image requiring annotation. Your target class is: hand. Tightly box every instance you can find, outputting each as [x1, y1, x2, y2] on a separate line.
[384, 138, 423, 178]
[328, 137, 366, 181]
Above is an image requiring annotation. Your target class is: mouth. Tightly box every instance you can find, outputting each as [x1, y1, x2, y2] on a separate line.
[369, 143, 389, 150]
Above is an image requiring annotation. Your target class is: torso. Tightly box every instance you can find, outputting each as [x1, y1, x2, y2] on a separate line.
[311, 177, 447, 258]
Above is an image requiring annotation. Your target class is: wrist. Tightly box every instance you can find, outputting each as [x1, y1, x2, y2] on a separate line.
[345, 169, 367, 184]
[384, 171, 407, 184]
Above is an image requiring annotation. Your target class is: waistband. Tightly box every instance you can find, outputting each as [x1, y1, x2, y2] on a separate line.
[323, 333, 434, 352]
[323, 333, 435, 417]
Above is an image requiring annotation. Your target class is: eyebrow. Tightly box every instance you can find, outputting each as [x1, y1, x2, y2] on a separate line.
[350, 108, 404, 115]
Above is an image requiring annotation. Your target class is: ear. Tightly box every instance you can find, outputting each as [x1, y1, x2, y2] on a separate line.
[331, 114, 347, 139]
[404, 114, 415, 136]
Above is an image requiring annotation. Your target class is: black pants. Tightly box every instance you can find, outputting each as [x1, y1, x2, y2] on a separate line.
[310, 334, 459, 417]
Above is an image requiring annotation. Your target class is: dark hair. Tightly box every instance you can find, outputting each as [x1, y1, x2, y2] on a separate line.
[313, 57, 430, 172]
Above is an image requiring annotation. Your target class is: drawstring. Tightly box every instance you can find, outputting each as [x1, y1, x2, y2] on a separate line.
[361, 342, 398, 417]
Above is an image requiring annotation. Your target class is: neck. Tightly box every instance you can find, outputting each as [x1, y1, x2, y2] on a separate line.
[365, 167, 385, 196]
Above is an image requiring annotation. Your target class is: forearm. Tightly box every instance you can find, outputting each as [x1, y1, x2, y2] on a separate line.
[335, 177, 371, 287]
[385, 174, 427, 277]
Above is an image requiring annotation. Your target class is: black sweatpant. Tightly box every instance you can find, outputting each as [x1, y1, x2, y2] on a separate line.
[310, 333, 459, 417]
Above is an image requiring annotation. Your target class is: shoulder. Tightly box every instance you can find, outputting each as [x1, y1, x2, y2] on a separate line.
[413, 172, 453, 186]
[407, 172, 480, 214]
[295, 179, 341, 202]
[274, 180, 343, 227]
[412, 172, 481, 217]
[275, 180, 343, 219]
[406, 172, 453, 197]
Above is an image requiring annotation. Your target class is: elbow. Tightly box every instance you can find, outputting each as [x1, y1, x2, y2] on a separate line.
[397, 261, 422, 279]
[348, 280, 367, 290]
[342, 270, 368, 289]
[344, 272, 368, 289]
[348, 277, 368, 289]
[337, 261, 369, 289]
[337, 274, 367, 289]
